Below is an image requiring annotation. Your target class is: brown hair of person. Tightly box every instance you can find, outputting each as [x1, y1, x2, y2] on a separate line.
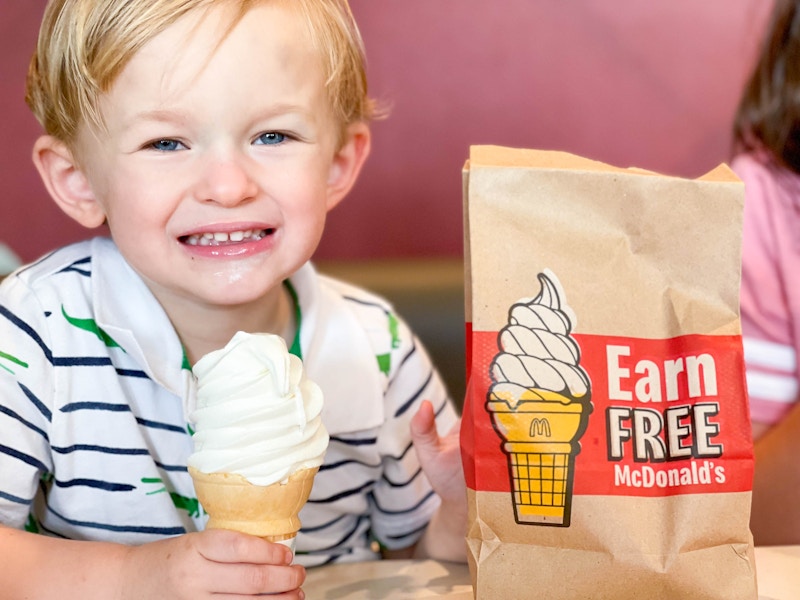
[733, 0, 800, 173]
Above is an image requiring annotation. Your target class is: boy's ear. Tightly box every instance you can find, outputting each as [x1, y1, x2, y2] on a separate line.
[32, 135, 107, 228]
[326, 122, 371, 211]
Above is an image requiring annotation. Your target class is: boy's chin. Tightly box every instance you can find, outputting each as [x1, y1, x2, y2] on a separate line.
[194, 280, 282, 307]
[145, 274, 283, 312]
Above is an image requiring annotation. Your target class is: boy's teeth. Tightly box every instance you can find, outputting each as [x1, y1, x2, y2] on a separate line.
[184, 229, 266, 246]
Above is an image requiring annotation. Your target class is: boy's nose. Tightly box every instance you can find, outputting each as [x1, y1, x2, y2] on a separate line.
[195, 154, 258, 206]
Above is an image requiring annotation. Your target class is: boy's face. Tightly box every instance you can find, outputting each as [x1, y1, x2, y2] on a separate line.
[63, 3, 366, 311]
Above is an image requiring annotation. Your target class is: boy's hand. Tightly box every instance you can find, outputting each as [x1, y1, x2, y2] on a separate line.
[122, 529, 306, 599]
[409, 400, 468, 562]
[410, 400, 466, 509]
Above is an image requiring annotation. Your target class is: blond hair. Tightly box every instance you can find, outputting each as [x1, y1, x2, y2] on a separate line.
[26, 0, 376, 146]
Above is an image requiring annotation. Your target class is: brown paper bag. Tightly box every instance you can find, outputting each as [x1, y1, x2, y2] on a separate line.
[461, 146, 757, 599]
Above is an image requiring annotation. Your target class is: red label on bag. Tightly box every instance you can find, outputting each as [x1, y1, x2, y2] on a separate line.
[463, 326, 754, 498]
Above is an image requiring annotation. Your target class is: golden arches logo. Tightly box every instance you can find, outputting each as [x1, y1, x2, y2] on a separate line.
[530, 418, 552, 438]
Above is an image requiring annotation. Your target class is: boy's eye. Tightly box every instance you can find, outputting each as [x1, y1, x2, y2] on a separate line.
[255, 132, 286, 145]
[149, 139, 183, 152]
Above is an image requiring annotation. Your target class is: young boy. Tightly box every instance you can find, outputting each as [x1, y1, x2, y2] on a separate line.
[0, 0, 465, 597]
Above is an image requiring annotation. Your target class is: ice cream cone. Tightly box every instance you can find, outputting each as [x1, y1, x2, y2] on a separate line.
[487, 389, 588, 526]
[189, 466, 319, 543]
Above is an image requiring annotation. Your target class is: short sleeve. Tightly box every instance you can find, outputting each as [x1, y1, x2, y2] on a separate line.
[0, 276, 55, 528]
[733, 154, 800, 425]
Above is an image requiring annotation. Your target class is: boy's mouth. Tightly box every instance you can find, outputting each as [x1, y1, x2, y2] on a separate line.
[181, 228, 273, 246]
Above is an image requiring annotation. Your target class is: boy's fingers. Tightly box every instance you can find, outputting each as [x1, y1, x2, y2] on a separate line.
[199, 529, 294, 565]
[228, 563, 306, 596]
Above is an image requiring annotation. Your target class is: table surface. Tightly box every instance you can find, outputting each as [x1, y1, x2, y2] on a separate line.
[302, 558, 472, 599]
[301, 546, 800, 599]
[755, 546, 800, 600]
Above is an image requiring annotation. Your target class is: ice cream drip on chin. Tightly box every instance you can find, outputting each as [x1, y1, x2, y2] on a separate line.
[188, 332, 329, 487]
[489, 271, 591, 408]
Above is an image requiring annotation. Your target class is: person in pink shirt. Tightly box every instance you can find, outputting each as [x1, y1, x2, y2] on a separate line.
[732, 0, 800, 545]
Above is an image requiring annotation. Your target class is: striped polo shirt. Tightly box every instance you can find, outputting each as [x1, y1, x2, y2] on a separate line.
[0, 237, 457, 567]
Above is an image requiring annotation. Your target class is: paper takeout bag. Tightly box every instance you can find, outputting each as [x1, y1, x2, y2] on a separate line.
[461, 146, 757, 599]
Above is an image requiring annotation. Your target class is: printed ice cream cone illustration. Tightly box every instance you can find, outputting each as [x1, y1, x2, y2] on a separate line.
[188, 332, 329, 551]
[486, 271, 592, 527]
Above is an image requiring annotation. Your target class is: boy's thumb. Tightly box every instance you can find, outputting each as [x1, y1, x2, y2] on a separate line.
[410, 400, 438, 452]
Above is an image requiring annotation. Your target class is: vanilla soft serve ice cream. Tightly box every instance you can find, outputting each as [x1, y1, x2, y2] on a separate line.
[188, 331, 329, 487]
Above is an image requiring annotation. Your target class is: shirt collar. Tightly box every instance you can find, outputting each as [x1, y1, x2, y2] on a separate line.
[90, 238, 191, 396]
[290, 263, 385, 434]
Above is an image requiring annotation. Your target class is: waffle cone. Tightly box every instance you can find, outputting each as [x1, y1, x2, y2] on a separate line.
[487, 388, 590, 527]
[189, 466, 319, 542]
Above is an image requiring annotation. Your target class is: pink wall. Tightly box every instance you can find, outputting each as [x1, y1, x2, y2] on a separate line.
[1, 1, 773, 263]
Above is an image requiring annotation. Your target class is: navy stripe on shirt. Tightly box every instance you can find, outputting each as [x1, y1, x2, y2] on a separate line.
[115, 368, 149, 378]
[329, 435, 377, 446]
[385, 440, 415, 462]
[0, 444, 48, 472]
[308, 480, 374, 504]
[47, 505, 186, 536]
[60, 402, 185, 434]
[343, 295, 390, 314]
[0, 405, 48, 441]
[389, 342, 418, 386]
[62, 402, 131, 413]
[299, 513, 350, 534]
[55, 478, 136, 492]
[52, 444, 150, 456]
[319, 457, 381, 472]
[18, 383, 52, 422]
[394, 370, 433, 418]
[384, 520, 427, 541]
[0, 306, 56, 362]
[154, 461, 188, 473]
[372, 489, 436, 516]
[0, 489, 30, 505]
[135, 418, 186, 434]
[53, 356, 113, 367]
[313, 549, 353, 566]
[300, 515, 366, 554]
[382, 467, 423, 488]
[57, 256, 92, 277]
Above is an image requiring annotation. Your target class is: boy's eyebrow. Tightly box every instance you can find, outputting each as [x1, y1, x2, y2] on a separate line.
[121, 104, 315, 131]
[123, 109, 188, 128]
